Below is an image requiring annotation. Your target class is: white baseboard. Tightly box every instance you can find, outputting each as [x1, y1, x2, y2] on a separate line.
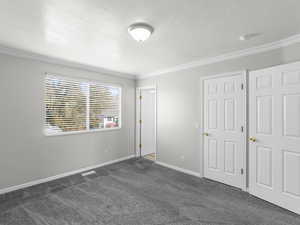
[155, 161, 201, 178]
[0, 155, 135, 195]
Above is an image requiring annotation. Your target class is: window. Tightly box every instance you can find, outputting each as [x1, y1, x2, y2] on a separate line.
[44, 75, 121, 135]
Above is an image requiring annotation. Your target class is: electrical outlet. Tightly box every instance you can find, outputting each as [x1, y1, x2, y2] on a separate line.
[180, 155, 185, 161]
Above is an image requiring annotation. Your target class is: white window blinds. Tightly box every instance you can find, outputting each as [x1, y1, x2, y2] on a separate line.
[45, 75, 121, 135]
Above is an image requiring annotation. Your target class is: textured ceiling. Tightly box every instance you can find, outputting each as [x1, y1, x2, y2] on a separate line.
[0, 0, 299, 77]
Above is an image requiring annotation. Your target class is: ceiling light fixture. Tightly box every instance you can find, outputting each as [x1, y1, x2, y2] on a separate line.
[128, 23, 154, 42]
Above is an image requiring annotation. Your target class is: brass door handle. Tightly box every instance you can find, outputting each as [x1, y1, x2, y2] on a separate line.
[249, 137, 257, 142]
[203, 132, 209, 136]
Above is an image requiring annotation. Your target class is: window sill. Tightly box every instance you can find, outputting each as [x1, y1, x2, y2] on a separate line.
[44, 127, 122, 137]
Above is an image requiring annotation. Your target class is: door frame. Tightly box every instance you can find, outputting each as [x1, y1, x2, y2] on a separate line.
[200, 70, 248, 191]
[136, 86, 157, 160]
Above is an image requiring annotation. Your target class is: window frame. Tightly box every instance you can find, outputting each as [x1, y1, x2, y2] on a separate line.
[43, 73, 122, 136]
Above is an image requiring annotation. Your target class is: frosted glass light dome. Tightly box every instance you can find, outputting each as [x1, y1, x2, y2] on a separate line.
[128, 23, 154, 42]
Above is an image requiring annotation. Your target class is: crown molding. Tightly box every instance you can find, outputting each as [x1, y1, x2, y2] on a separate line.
[0, 45, 137, 80]
[1, 33, 300, 81]
[140, 33, 300, 79]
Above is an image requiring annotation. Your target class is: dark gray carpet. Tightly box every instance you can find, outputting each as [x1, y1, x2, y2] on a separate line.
[0, 158, 299, 225]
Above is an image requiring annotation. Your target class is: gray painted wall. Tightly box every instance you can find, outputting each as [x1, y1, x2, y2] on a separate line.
[137, 42, 300, 176]
[0, 53, 135, 190]
[1, 42, 300, 190]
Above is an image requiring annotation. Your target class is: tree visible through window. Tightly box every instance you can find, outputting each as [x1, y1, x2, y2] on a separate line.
[44, 75, 121, 135]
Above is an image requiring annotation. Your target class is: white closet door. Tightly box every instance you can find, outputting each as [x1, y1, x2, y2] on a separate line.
[249, 62, 300, 215]
[203, 72, 246, 189]
[140, 88, 156, 156]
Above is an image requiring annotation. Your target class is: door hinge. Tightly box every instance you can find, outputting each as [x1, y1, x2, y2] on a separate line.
[241, 168, 244, 175]
[139, 144, 142, 148]
[139, 95, 142, 99]
[241, 83, 244, 90]
[241, 126, 244, 132]
[139, 120, 142, 124]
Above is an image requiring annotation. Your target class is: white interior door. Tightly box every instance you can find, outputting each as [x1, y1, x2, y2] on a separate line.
[249, 62, 300, 215]
[203, 72, 246, 189]
[139, 88, 156, 157]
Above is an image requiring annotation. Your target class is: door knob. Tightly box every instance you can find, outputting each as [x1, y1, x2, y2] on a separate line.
[249, 137, 257, 142]
[203, 132, 209, 136]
